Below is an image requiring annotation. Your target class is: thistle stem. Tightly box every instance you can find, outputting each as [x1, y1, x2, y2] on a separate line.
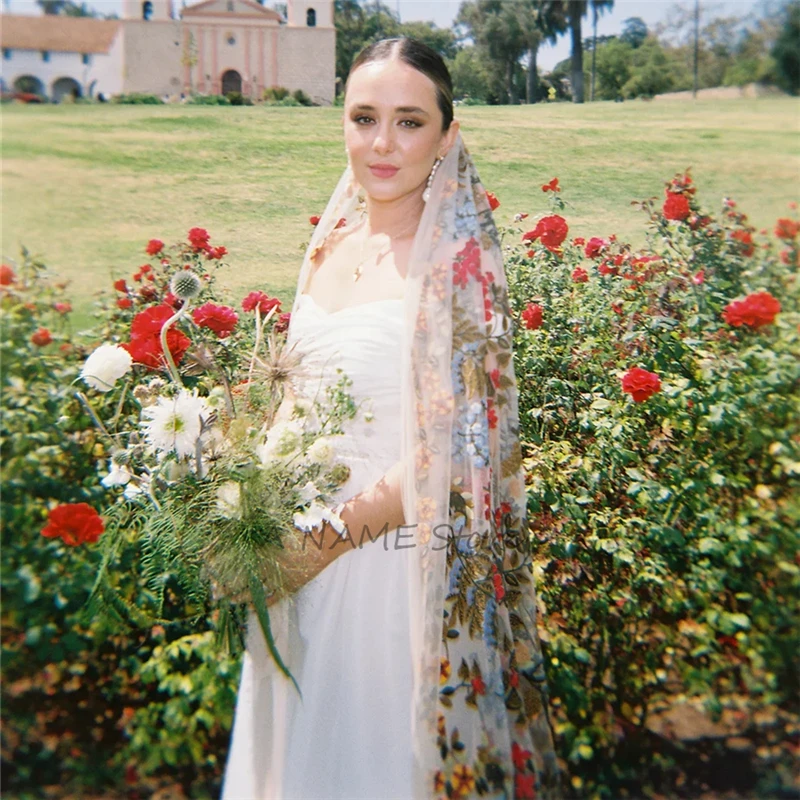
[160, 304, 191, 386]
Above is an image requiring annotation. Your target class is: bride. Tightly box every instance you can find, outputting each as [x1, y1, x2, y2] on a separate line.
[221, 37, 560, 800]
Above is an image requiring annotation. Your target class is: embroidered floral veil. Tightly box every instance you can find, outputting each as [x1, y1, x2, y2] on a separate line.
[288, 134, 560, 798]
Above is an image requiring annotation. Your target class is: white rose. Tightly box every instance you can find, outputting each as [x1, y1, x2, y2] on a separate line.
[80, 344, 133, 392]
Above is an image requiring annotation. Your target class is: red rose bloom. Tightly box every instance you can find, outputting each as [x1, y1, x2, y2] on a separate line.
[521, 302, 543, 330]
[541, 177, 560, 193]
[192, 303, 239, 338]
[54, 302, 72, 315]
[41, 503, 104, 546]
[125, 304, 190, 369]
[572, 236, 586, 246]
[485, 190, 500, 210]
[113, 278, 128, 293]
[775, 218, 799, 240]
[731, 229, 755, 256]
[584, 237, 608, 259]
[309, 215, 321, 226]
[0, 264, 16, 285]
[241, 291, 281, 315]
[598, 262, 619, 277]
[692, 270, 705, 285]
[117, 297, 133, 309]
[621, 367, 662, 403]
[722, 291, 781, 329]
[206, 245, 227, 260]
[138, 284, 158, 300]
[145, 239, 164, 256]
[274, 311, 292, 334]
[130, 304, 175, 338]
[188, 227, 210, 251]
[571, 267, 589, 283]
[522, 215, 568, 253]
[663, 191, 691, 221]
[31, 328, 52, 347]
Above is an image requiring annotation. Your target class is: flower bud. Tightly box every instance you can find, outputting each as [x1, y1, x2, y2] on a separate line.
[170, 270, 202, 301]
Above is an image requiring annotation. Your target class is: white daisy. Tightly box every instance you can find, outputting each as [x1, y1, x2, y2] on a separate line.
[141, 389, 212, 458]
[306, 436, 336, 466]
[101, 457, 132, 488]
[293, 501, 348, 538]
[80, 344, 132, 392]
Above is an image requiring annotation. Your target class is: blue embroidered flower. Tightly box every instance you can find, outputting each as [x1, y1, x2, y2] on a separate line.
[463, 400, 490, 468]
[447, 556, 463, 598]
[483, 596, 498, 648]
[466, 584, 477, 606]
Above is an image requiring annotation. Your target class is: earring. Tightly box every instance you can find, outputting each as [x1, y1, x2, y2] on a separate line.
[422, 156, 444, 203]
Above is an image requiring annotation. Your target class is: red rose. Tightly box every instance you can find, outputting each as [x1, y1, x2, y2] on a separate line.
[192, 303, 239, 338]
[731, 229, 755, 256]
[138, 284, 158, 300]
[598, 262, 619, 277]
[692, 270, 705, 285]
[485, 190, 500, 210]
[206, 245, 227, 260]
[188, 227, 210, 251]
[113, 278, 128, 293]
[722, 291, 781, 329]
[621, 367, 661, 403]
[117, 297, 133, 309]
[274, 311, 292, 334]
[522, 215, 568, 253]
[164, 291, 183, 309]
[775, 218, 799, 240]
[584, 237, 608, 259]
[124, 328, 190, 369]
[572, 236, 585, 246]
[521, 302, 543, 330]
[130, 304, 175, 338]
[31, 328, 52, 347]
[41, 503, 104, 546]
[309, 215, 321, 226]
[241, 291, 281, 315]
[145, 239, 164, 256]
[54, 302, 72, 315]
[663, 191, 691, 221]
[780, 249, 799, 267]
[0, 264, 16, 285]
[541, 177, 560, 193]
[571, 267, 589, 283]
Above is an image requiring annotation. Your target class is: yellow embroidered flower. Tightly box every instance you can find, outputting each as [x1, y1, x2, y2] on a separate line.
[416, 445, 433, 473]
[440, 657, 451, 685]
[452, 764, 476, 796]
[418, 496, 437, 522]
[433, 770, 446, 792]
[431, 388, 454, 418]
[418, 521, 431, 545]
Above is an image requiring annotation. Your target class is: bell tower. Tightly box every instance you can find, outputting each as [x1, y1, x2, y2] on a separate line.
[123, 0, 174, 21]
[286, 0, 332, 28]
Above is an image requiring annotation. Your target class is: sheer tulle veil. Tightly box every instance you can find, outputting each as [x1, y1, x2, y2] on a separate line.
[288, 134, 560, 797]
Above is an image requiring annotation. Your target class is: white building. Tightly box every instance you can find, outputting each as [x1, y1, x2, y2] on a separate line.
[0, 0, 335, 104]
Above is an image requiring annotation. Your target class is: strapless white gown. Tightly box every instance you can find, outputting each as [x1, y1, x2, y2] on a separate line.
[221, 293, 414, 800]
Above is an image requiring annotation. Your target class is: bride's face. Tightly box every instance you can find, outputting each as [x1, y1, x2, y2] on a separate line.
[344, 58, 459, 205]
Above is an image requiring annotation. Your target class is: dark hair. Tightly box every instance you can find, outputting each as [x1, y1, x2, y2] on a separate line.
[347, 37, 454, 131]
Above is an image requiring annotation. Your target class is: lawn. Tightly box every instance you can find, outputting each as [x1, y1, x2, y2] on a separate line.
[2, 98, 798, 321]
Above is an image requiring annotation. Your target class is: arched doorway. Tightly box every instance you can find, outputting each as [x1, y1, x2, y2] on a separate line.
[13, 75, 45, 96]
[52, 77, 82, 103]
[221, 69, 241, 95]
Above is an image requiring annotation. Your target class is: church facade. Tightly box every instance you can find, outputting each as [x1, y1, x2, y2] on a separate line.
[0, 0, 335, 104]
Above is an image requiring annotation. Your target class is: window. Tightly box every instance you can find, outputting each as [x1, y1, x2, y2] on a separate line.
[227, 0, 234, 10]
[82, 53, 91, 65]
[142, 0, 153, 20]
[306, 8, 316, 26]
[227, 34, 236, 45]
[2, 49, 11, 61]
[42, 50, 50, 62]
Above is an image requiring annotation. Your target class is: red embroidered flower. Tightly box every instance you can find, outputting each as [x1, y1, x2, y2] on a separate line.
[54, 302, 72, 315]
[113, 278, 128, 293]
[621, 367, 661, 403]
[512, 741, 532, 771]
[522, 215, 568, 253]
[241, 291, 281, 315]
[515, 771, 537, 799]
[31, 328, 53, 347]
[521, 303, 543, 330]
[145, 239, 164, 256]
[117, 297, 133, 309]
[334, 217, 346, 229]
[541, 177, 560, 193]
[453, 237, 481, 289]
[41, 503, 104, 546]
[489, 368, 501, 389]
[0, 264, 15, 285]
[485, 190, 500, 210]
[722, 291, 781, 329]
[274, 312, 292, 334]
[192, 303, 239, 338]
[571, 267, 589, 283]
[492, 570, 505, 602]
[471, 676, 486, 695]
[731, 229, 755, 256]
[486, 398, 498, 430]
[775, 218, 799, 240]
[663, 191, 691, 221]
[188, 227, 210, 251]
[309, 215, 321, 226]
[584, 237, 608, 259]
[509, 669, 519, 688]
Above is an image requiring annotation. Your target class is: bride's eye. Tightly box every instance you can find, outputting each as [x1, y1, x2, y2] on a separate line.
[353, 115, 374, 125]
[399, 119, 422, 129]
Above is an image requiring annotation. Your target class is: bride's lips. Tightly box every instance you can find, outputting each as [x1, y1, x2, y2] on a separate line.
[369, 164, 399, 179]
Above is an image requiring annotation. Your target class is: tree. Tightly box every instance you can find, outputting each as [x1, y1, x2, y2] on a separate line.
[586, 37, 632, 99]
[620, 16, 648, 48]
[773, 0, 800, 94]
[517, 0, 568, 104]
[36, 0, 100, 15]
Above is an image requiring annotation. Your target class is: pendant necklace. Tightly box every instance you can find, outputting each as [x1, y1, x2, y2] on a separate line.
[353, 216, 420, 282]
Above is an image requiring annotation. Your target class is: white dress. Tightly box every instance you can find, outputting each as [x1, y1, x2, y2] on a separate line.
[221, 293, 415, 800]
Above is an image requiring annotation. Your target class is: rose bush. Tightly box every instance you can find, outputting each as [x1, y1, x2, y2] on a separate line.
[501, 173, 799, 796]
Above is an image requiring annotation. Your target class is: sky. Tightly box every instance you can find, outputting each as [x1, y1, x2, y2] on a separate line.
[3, 0, 762, 70]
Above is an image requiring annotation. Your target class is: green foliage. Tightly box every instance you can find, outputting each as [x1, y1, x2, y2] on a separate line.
[504, 175, 799, 795]
[621, 37, 683, 98]
[262, 85, 290, 102]
[112, 93, 164, 105]
[772, 0, 800, 95]
[188, 94, 231, 105]
[225, 91, 253, 106]
[291, 88, 314, 106]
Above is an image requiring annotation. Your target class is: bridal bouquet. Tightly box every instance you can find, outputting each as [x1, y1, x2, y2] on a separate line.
[66, 230, 358, 691]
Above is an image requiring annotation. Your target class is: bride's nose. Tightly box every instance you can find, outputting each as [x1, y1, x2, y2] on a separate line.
[371, 123, 395, 155]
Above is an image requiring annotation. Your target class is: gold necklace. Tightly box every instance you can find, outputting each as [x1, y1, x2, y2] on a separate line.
[353, 216, 420, 282]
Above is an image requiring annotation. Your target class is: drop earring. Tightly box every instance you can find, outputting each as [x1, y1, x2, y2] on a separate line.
[422, 156, 443, 203]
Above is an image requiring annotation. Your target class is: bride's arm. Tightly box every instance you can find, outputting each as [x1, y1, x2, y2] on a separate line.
[267, 459, 407, 604]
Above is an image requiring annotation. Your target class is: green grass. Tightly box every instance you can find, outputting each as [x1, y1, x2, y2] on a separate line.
[2, 98, 799, 321]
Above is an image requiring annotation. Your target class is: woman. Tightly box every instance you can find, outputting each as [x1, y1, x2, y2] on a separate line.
[222, 38, 560, 799]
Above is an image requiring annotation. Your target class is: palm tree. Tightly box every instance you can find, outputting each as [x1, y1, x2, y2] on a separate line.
[559, 0, 614, 103]
[516, 0, 567, 103]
